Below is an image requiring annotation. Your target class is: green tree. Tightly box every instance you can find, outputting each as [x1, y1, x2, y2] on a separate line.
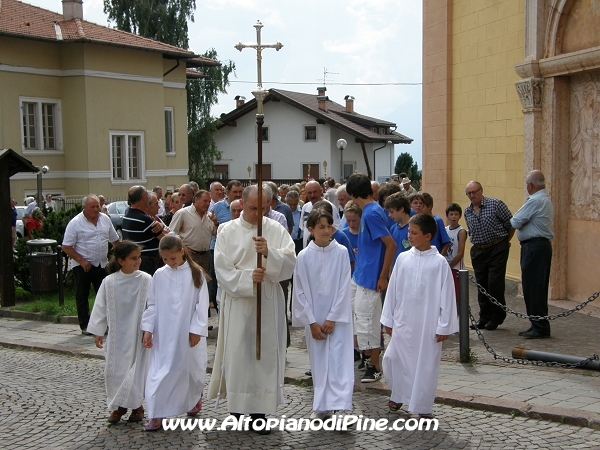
[103, 0, 235, 187]
[394, 152, 422, 190]
[103, 0, 196, 49]
[187, 51, 235, 185]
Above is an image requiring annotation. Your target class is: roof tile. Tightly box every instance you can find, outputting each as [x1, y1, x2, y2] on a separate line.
[0, 0, 198, 58]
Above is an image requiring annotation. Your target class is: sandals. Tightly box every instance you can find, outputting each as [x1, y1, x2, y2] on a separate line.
[144, 418, 163, 431]
[388, 400, 402, 411]
[187, 397, 203, 416]
[107, 407, 127, 423]
[128, 406, 144, 422]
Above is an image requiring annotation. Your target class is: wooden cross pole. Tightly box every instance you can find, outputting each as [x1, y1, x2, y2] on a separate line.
[235, 20, 283, 360]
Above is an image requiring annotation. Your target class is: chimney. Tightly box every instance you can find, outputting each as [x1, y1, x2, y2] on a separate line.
[344, 95, 355, 113]
[62, 0, 83, 20]
[317, 96, 328, 112]
[235, 95, 246, 108]
[317, 86, 327, 97]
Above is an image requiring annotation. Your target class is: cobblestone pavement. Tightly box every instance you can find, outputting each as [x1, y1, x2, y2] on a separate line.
[2, 348, 600, 449]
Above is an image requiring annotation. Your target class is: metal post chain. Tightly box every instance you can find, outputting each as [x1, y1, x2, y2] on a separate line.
[467, 308, 599, 368]
[468, 274, 600, 321]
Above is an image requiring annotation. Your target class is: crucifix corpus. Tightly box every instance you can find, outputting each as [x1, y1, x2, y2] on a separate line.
[235, 20, 283, 360]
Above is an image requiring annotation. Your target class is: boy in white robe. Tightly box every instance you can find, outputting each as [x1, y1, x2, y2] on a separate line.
[381, 214, 458, 416]
[292, 209, 354, 418]
[88, 241, 152, 424]
[141, 235, 209, 430]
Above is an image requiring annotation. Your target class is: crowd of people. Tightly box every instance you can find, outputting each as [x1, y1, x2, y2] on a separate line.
[36, 168, 553, 432]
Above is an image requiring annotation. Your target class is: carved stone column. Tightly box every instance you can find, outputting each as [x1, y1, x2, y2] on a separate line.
[515, 77, 544, 175]
[540, 76, 570, 300]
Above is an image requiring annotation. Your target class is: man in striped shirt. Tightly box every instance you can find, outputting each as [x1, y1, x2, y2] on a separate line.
[464, 181, 514, 331]
[122, 186, 168, 275]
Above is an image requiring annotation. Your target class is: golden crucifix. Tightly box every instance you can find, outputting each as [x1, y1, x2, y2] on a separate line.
[235, 21, 283, 360]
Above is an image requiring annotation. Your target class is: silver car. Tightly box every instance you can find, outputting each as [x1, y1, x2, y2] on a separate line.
[15, 206, 25, 238]
[107, 201, 128, 239]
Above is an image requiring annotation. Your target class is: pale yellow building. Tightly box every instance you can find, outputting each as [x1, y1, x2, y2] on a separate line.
[423, 0, 600, 302]
[0, 0, 216, 202]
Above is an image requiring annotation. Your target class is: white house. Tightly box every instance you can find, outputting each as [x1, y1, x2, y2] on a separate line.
[213, 87, 412, 183]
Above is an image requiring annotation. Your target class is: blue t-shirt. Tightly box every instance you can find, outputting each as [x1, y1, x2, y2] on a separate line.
[211, 199, 233, 250]
[353, 202, 391, 290]
[389, 222, 411, 266]
[431, 215, 450, 253]
[332, 229, 355, 265]
[384, 214, 395, 230]
[341, 228, 358, 275]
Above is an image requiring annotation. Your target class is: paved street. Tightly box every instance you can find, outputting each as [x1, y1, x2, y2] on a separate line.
[2, 347, 600, 449]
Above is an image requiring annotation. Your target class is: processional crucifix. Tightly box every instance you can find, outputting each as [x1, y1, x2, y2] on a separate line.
[235, 21, 283, 360]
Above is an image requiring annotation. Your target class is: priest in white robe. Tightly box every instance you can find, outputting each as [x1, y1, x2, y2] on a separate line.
[207, 186, 296, 416]
[381, 242, 458, 415]
[141, 260, 209, 419]
[292, 239, 354, 413]
[88, 270, 152, 412]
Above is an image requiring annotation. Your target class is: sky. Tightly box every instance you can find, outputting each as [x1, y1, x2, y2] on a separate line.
[30, 0, 423, 167]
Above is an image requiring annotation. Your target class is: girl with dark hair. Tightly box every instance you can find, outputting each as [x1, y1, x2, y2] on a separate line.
[292, 209, 354, 420]
[141, 235, 209, 431]
[88, 240, 152, 424]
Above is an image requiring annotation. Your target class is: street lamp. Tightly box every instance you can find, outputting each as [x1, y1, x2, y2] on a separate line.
[36, 165, 49, 205]
[336, 138, 347, 182]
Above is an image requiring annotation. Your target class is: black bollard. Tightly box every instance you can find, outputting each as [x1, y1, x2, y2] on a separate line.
[459, 269, 470, 362]
[57, 245, 64, 307]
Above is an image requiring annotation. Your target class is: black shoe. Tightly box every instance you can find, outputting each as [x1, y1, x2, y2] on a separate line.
[522, 330, 550, 339]
[358, 356, 370, 370]
[469, 321, 487, 330]
[81, 329, 93, 336]
[251, 414, 271, 435]
[305, 370, 312, 376]
[361, 364, 382, 383]
[484, 321, 499, 331]
[518, 328, 533, 336]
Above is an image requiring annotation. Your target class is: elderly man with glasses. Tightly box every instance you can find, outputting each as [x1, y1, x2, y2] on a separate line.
[464, 181, 514, 331]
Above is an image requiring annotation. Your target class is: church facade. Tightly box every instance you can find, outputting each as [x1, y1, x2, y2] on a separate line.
[423, 0, 600, 303]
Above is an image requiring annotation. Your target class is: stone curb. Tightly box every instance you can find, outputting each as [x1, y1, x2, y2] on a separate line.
[0, 339, 104, 359]
[0, 308, 221, 339]
[0, 308, 79, 324]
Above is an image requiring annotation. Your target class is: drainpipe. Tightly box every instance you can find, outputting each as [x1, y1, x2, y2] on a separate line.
[163, 59, 180, 77]
[372, 140, 392, 181]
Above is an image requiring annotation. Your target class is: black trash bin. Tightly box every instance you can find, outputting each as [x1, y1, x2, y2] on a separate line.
[26, 239, 58, 294]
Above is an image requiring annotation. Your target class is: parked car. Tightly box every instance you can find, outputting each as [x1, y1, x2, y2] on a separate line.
[106, 201, 128, 239]
[15, 206, 26, 238]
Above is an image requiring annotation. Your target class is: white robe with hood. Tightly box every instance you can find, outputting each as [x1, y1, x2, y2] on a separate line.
[141, 261, 209, 418]
[292, 240, 354, 412]
[88, 270, 151, 411]
[381, 246, 458, 414]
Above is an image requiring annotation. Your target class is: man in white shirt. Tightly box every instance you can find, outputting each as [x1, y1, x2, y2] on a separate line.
[62, 194, 120, 335]
[298, 180, 340, 248]
[209, 182, 225, 212]
[153, 186, 165, 217]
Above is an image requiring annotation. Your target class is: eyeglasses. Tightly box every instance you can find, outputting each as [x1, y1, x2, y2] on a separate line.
[465, 188, 481, 196]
